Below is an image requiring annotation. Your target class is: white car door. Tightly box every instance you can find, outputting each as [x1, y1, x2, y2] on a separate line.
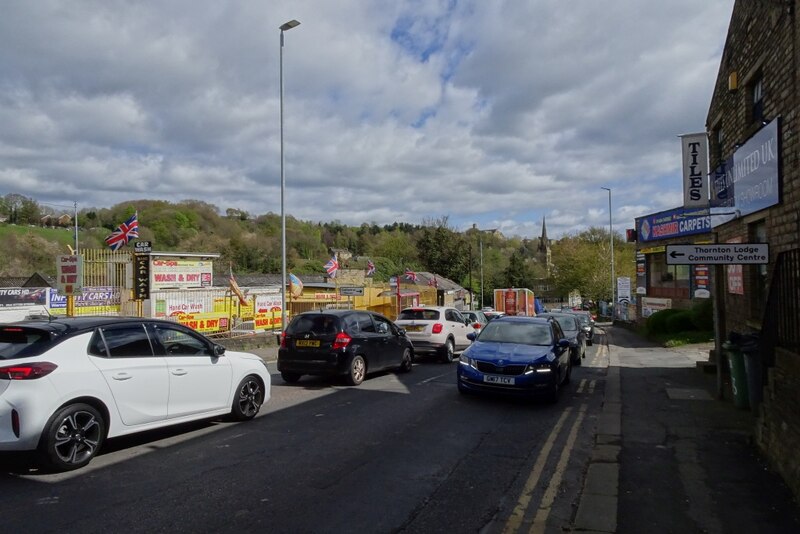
[89, 324, 169, 427]
[151, 324, 232, 419]
[447, 309, 472, 351]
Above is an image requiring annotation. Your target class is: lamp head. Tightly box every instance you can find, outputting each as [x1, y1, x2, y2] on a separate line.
[280, 20, 301, 31]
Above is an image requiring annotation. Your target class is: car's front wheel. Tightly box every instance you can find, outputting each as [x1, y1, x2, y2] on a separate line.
[39, 403, 106, 472]
[346, 355, 366, 386]
[231, 375, 265, 421]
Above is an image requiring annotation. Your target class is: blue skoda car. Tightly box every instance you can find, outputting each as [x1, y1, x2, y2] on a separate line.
[456, 316, 572, 402]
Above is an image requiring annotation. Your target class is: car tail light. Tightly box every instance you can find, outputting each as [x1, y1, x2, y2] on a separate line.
[0, 362, 58, 380]
[472, 322, 481, 329]
[280, 331, 287, 348]
[432, 323, 444, 334]
[332, 332, 352, 350]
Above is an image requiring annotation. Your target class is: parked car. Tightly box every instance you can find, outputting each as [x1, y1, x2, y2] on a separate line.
[462, 310, 489, 334]
[394, 306, 472, 363]
[456, 316, 571, 402]
[0, 316, 270, 472]
[278, 310, 413, 385]
[535, 312, 586, 365]
[566, 310, 595, 345]
[484, 311, 506, 322]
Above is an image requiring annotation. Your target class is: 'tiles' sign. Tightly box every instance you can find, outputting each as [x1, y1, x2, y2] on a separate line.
[666, 244, 769, 265]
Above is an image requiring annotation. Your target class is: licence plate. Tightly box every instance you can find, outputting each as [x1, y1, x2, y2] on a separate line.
[484, 375, 515, 385]
[404, 325, 425, 332]
[295, 339, 320, 348]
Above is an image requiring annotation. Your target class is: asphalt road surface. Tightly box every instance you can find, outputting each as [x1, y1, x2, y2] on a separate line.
[0, 340, 607, 534]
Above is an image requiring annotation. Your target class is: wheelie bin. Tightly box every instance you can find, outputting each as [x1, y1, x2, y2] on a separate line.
[723, 340, 749, 409]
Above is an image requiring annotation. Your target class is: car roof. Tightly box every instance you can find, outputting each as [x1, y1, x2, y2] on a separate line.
[400, 306, 456, 312]
[0, 316, 185, 338]
[493, 316, 551, 325]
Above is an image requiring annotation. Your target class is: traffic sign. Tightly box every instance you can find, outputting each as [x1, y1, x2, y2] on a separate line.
[339, 286, 364, 296]
[665, 244, 769, 265]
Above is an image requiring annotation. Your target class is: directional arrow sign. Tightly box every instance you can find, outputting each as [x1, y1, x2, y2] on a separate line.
[665, 244, 769, 265]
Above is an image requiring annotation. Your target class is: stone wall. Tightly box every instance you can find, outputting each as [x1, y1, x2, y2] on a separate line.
[756, 347, 800, 501]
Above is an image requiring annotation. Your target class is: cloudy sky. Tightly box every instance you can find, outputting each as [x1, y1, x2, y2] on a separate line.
[0, 0, 734, 239]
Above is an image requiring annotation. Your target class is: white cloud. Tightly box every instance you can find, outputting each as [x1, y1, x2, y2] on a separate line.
[0, 0, 734, 239]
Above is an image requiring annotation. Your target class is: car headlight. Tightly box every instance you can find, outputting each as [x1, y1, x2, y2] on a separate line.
[524, 362, 553, 375]
[459, 354, 477, 368]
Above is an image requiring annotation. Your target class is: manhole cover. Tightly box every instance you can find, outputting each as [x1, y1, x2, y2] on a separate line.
[666, 388, 713, 400]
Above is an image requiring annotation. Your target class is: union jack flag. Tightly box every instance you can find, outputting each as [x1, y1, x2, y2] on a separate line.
[324, 255, 339, 278]
[104, 212, 139, 251]
[404, 269, 417, 282]
[428, 274, 438, 287]
[366, 260, 375, 277]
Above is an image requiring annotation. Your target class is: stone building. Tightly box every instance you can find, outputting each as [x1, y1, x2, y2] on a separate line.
[705, 0, 799, 500]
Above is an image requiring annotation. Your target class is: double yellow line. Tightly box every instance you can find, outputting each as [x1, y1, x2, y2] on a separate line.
[502, 404, 588, 534]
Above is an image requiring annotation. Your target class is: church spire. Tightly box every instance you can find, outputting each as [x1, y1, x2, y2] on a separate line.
[538, 216, 549, 252]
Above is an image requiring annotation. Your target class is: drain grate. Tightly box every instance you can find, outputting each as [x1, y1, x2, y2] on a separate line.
[665, 387, 713, 400]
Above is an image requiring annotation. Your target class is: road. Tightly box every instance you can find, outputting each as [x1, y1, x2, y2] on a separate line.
[0, 337, 608, 533]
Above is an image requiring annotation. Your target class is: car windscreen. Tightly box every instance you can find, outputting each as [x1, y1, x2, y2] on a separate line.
[477, 321, 553, 345]
[0, 326, 54, 359]
[286, 315, 340, 336]
[398, 309, 440, 321]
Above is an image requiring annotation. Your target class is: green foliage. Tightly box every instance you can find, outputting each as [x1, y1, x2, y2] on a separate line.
[646, 308, 684, 335]
[664, 310, 696, 333]
[689, 298, 714, 330]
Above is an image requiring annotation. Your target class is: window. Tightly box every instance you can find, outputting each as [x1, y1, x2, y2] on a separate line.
[355, 312, 376, 333]
[750, 220, 768, 319]
[713, 126, 724, 165]
[750, 75, 764, 124]
[100, 325, 154, 358]
[153, 324, 211, 356]
[648, 253, 690, 295]
[372, 315, 392, 335]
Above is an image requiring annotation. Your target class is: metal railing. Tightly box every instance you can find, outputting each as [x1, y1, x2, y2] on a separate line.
[762, 248, 800, 361]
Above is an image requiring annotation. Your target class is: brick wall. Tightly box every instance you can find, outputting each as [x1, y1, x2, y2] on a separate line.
[707, 1, 800, 502]
[756, 347, 800, 500]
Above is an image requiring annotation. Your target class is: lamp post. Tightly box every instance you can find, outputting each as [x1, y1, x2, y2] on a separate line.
[279, 19, 300, 332]
[601, 187, 614, 318]
[474, 227, 496, 310]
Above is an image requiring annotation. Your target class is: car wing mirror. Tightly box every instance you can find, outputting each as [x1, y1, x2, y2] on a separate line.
[558, 339, 571, 348]
[213, 344, 226, 357]
[467, 332, 477, 341]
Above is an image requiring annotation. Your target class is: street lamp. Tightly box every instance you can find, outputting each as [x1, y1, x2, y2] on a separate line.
[601, 187, 614, 318]
[280, 19, 300, 332]
[474, 227, 496, 310]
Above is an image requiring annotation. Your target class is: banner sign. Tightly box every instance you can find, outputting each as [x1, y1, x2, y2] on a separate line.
[617, 277, 631, 305]
[711, 118, 780, 217]
[50, 286, 121, 312]
[680, 133, 709, 208]
[0, 288, 47, 308]
[134, 255, 150, 300]
[641, 297, 672, 318]
[635, 252, 647, 295]
[56, 254, 83, 296]
[150, 259, 213, 290]
[635, 207, 711, 243]
[692, 265, 710, 298]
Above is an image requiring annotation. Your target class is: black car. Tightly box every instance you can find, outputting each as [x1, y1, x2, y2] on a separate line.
[277, 310, 414, 386]
[566, 310, 595, 345]
[535, 312, 586, 365]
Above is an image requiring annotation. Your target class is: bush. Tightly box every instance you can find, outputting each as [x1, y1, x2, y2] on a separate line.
[689, 299, 713, 330]
[646, 308, 683, 335]
[665, 310, 696, 333]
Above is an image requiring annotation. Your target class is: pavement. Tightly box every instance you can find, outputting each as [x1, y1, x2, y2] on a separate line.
[235, 327, 800, 532]
[575, 324, 800, 533]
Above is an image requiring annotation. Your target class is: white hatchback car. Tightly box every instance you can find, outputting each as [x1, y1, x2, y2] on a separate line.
[0, 316, 271, 471]
[394, 306, 473, 362]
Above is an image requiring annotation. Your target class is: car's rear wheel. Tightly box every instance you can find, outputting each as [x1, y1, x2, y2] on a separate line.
[440, 339, 455, 363]
[397, 348, 413, 373]
[231, 375, 264, 421]
[346, 355, 366, 386]
[281, 371, 302, 383]
[39, 403, 105, 472]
